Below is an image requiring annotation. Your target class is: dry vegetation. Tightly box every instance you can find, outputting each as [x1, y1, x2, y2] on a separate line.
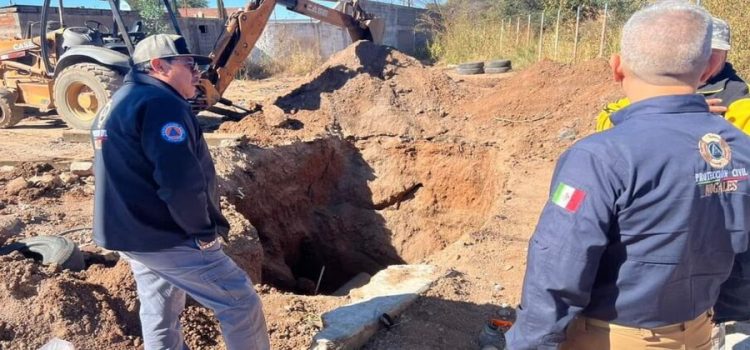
[703, 0, 750, 77]
[425, 0, 750, 78]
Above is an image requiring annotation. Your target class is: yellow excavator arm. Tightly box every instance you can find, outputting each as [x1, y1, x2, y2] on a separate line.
[195, 0, 384, 110]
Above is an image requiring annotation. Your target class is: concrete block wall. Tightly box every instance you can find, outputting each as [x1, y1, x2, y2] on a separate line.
[0, 1, 428, 64]
[176, 17, 226, 56]
[0, 5, 219, 56]
[251, 1, 427, 63]
[0, 5, 141, 39]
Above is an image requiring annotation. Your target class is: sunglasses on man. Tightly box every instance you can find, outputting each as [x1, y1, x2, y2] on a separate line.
[164, 58, 209, 74]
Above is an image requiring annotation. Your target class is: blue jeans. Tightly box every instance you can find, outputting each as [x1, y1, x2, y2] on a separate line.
[122, 238, 270, 350]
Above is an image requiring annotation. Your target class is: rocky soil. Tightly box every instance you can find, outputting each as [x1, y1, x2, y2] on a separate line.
[0, 41, 621, 349]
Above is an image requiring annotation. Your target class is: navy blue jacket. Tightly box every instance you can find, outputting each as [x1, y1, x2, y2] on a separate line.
[506, 94, 750, 349]
[91, 71, 228, 252]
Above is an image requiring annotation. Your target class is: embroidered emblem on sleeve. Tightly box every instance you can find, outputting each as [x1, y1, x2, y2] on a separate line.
[160, 122, 187, 143]
[695, 133, 747, 197]
[92, 129, 107, 150]
[551, 182, 586, 212]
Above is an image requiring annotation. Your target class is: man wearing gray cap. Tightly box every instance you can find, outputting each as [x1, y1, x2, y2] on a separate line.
[90, 34, 270, 349]
[596, 16, 750, 133]
[699, 17, 750, 128]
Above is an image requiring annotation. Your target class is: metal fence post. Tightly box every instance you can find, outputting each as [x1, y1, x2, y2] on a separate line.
[599, 2, 609, 58]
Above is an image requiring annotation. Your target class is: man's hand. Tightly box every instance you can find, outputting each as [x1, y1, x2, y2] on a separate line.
[707, 98, 728, 114]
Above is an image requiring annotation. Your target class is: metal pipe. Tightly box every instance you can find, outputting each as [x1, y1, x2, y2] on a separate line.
[314, 265, 326, 295]
[162, 0, 182, 36]
[40, 0, 53, 76]
[107, 0, 135, 56]
[57, 0, 64, 27]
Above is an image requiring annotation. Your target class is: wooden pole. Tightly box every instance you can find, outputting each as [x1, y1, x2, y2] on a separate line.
[554, 6, 561, 59]
[526, 14, 532, 45]
[500, 18, 506, 52]
[598, 2, 609, 58]
[516, 16, 521, 46]
[573, 5, 581, 63]
[538, 11, 545, 61]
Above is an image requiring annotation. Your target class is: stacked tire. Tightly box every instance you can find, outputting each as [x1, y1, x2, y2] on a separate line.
[455, 60, 512, 75]
[456, 61, 485, 75]
[485, 59, 512, 74]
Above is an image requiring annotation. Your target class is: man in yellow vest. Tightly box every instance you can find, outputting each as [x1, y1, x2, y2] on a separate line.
[597, 17, 750, 133]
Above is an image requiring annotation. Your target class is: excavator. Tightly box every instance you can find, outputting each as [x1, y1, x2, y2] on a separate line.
[0, 0, 384, 129]
[197, 0, 384, 112]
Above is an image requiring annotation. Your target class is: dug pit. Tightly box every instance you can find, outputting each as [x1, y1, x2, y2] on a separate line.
[215, 41, 505, 295]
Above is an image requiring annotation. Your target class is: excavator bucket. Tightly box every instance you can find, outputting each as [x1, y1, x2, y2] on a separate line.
[363, 18, 385, 45]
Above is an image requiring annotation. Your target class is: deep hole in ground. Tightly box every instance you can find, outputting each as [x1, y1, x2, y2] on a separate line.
[213, 41, 516, 296]
[215, 133, 503, 295]
[218, 137, 409, 295]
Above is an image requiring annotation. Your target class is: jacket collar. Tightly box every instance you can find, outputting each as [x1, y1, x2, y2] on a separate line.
[611, 94, 709, 125]
[125, 70, 186, 101]
[698, 63, 737, 95]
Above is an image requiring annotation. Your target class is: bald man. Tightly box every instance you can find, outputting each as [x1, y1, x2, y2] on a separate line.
[506, 2, 750, 349]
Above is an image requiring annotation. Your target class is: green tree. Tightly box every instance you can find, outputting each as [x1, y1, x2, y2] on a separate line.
[124, 0, 208, 34]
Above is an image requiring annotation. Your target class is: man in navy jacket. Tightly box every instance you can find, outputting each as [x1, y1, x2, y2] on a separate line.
[506, 2, 750, 349]
[92, 34, 270, 349]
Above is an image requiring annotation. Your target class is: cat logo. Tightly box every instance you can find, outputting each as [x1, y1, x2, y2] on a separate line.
[698, 133, 732, 169]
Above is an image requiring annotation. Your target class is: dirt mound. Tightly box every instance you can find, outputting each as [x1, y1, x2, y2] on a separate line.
[0, 253, 138, 349]
[464, 59, 619, 125]
[0, 41, 629, 349]
[215, 46, 622, 299]
[220, 41, 467, 143]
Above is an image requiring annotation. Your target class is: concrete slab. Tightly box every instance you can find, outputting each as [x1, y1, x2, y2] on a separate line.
[310, 264, 440, 350]
[62, 130, 244, 147]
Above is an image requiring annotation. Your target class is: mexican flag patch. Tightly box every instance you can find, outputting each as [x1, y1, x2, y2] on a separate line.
[552, 182, 586, 212]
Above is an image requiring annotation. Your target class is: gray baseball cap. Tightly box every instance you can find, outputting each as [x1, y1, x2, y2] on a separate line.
[132, 34, 211, 65]
[712, 17, 731, 51]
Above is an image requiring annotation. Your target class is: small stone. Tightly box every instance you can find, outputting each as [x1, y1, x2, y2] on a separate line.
[30, 174, 62, 189]
[503, 265, 514, 271]
[0, 165, 14, 173]
[558, 128, 577, 141]
[83, 184, 95, 195]
[0, 215, 21, 246]
[219, 139, 241, 148]
[5, 177, 29, 195]
[59, 172, 80, 185]
[101, 249, 119, 263]
[263, 105, 289, 128]
[70, 161, 94, 176]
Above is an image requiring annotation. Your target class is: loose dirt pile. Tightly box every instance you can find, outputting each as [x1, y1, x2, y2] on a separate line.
[0, 40, 624, 349]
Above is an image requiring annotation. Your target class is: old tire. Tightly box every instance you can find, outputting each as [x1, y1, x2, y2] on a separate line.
[485, 67, 512, 74]
[456, 67, 484, 75]
[486, 59, 511, 68]
[0, 89, 24, 128]
[0, 235, 85, 271]
[458, 61, 484, 70]
[53, 63, 122, 130]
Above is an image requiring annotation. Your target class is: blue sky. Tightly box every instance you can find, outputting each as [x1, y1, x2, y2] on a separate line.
[0, 0, 425, 20]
